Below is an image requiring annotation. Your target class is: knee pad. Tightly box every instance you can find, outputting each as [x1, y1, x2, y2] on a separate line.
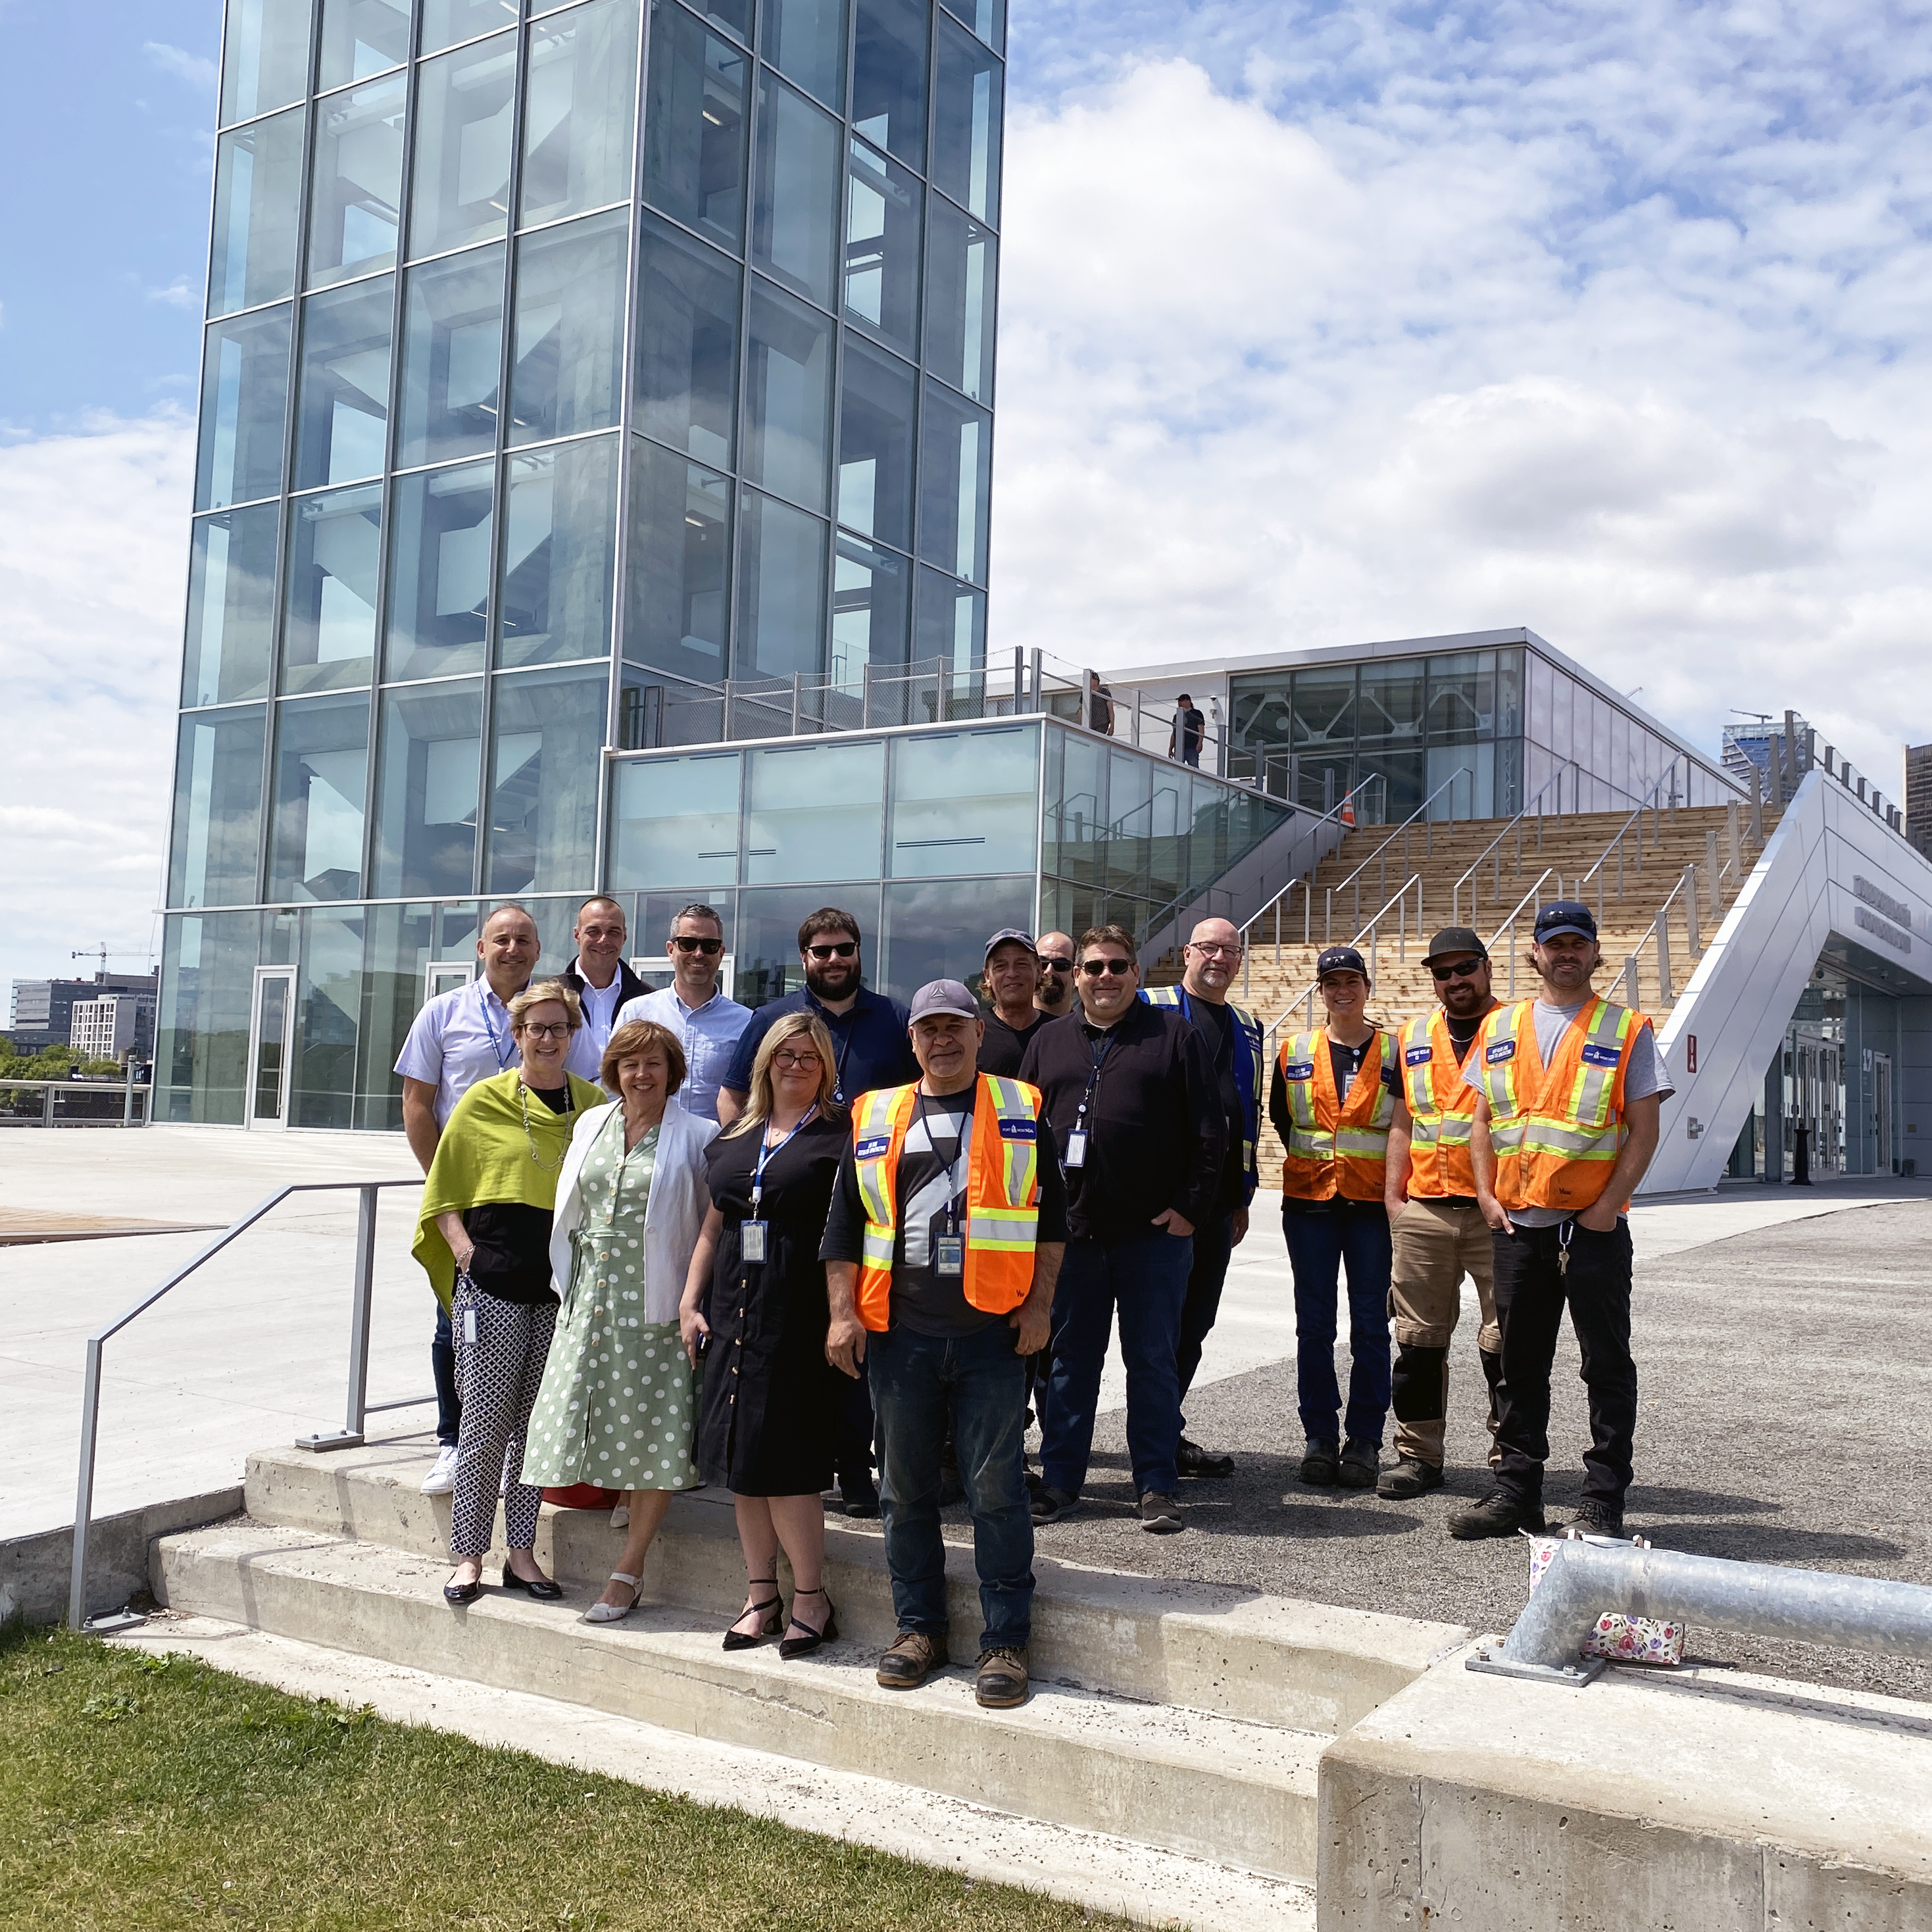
[1391, 1345, 1448, 1421]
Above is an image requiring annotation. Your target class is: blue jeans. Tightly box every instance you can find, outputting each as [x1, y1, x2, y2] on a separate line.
[1283, 1203, 1393, 1450]
[433, 1305, 460, 1447]
[868, 1322, 1035, 1651]
[1041, 1232, 1193, 1497]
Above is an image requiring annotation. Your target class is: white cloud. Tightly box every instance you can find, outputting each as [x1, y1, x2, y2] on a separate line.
[143, 41, 218, 91]
[145, 278, 199, 310]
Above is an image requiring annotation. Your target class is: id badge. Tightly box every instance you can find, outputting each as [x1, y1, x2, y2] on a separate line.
[741, 1220, 768, 1262]
[461, 1306, 478, 1346]
[1065, 1129, 1087, 1168]
[935, 1233, 965, 1277]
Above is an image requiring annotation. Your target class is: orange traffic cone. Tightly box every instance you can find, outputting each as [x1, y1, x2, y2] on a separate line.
[1340, 797, 1355, 828]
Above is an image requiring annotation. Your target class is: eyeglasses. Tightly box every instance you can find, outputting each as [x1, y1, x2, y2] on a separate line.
[1038, 956, 1074, 973]
[806, 941, 858, 960]
[1188, 941, 1242, 958]
[518, 1022, 572, 1040]
[1429, 959, 1484, 982]
[771, 1049, 822, 1070]
[672, 935, 723, 954]
[1079, 958, 1134, 978]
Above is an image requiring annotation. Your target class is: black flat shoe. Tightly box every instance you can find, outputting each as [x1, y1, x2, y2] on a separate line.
[779, 1587, 838, 1660]
[443, 1576, 483, 1606]
[499, 1560, 564, 1600]
[723, 1582, 784, 1650]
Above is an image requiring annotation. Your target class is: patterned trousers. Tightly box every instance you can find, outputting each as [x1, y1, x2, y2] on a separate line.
[450, 1277, 557, 1558]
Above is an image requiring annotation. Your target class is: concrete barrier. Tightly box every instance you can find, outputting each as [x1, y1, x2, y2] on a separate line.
[1, 1487, 241, 1626]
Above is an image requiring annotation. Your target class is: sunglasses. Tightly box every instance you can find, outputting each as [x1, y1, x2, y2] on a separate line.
[1079, 958, 1134, 978]
[1038, 956, 1074, 972]
[672, 935, 723, 954]
[806, 941, 858, 960]
[1429, 959, 1484, 982]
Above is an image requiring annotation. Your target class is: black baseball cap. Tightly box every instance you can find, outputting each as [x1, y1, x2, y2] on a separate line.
[1422, 926, 1487, 966]
[1316, 945, 1370, 982]
[1533, 900, 1598, 943]
[983, 928, 1036, 961]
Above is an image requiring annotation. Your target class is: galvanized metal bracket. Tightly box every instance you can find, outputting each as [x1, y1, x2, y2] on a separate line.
[1466, 1643, 1606, 1687]
[82, 1609, 149, 1636]
[295, 1429, 366, 1453]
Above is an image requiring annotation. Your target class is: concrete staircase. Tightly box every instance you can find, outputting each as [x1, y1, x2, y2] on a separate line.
[150, 1441, 1470, 1921]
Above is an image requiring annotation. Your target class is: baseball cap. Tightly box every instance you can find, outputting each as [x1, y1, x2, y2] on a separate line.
[908, 978, 980, 1022]
[1533, 901, 1598, 943]
[1422, 926, 1487, 966]
[1316, 945, 1370, 982]
[983, 928, 1037, 961]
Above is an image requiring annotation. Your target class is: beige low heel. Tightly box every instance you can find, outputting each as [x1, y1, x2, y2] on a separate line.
[583, 1571, 641, 1623]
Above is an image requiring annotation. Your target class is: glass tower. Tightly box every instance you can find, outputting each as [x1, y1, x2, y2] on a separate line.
[161, 0, 1005, 1129]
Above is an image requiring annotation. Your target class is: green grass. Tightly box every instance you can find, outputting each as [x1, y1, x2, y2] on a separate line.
[0, 1622, 1131, 1931]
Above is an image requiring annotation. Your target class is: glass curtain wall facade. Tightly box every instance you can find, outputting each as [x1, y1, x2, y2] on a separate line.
[162, 0, 1004, 1128]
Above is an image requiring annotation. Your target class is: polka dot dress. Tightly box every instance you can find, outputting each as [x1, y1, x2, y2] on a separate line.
[522, 1110, 702, 1493]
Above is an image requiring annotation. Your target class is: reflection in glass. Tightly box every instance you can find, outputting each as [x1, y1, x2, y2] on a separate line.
[410, 32, 518, 260]
[913, 564, 984, 673]
[293, 274, 393, 489]
[845, 136, 921, 355]
[508, 209, 627, 443]
[308, 72, 407, 287]
[932, 16, 1001, 223]
[1357, 656, 1424, 745]
[184, 507, 280, 707]
[1045, 724, 1104, 889]
[284, 482, 383, 692]
[221, 0, 314, 125]
[196, 306, 291, 510]
[209, 108, 306, 317]
[831, 533, 910, 694]
[1293, 663, 1356, 750]
[396, 243, 505, 467]
[170, 706, 267, 908]
[642, 7, 748, 252]
[694, 0, 753, 38]
[745, 738, 883, 883]
[751, 75, 840, 307]
[737, 491, 827, 680]
[881, 878, 1032, 1001]
[731, 882, 878, 1005]
[317, 0, 411, 88]
[633, 214, 739, 466]
[384, 459, 495, 680]
[762, 0, 847, 110]
[624, 439, 731, 685]
[522, 0, 641, 226]
[743, 279, 833, 513]
[356, 899, 438, 1129]
[291, 905, 364, 1129]
[1424, 649, 1495, 741]
[485, 664, 607, 891]
[608, 750, 742, 892]
[373, 677, 483, 896]
[888, 725, 1035, 877]
[268, 693, 370, 902]
[851, 0, 927, 168]
[939, 0, 1004, 53]
[497, 435, 620, 666]
[924, 196, 995, 403]
[157, 909, 261, 1124]
[837, 336, 916, 549]
[423, 0, 520, 54]
[916, 378, 991, 583]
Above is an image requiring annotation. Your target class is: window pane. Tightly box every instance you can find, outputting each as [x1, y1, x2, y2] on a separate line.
[508, 209, 626, 444]
[837, 335, 915, 549]
[939, 0, 1003, 53]
[751, 74, 839, 308]
[844, 136, 920, 356]
[384, 458, 495, 679]
[923, 195, 995, 403]
[882, 877, 1033, 998]
[410, 32, 518, 260]
[268, 693, 370, 901]
[209, 108, 307, 317]
[762, 0, 847, 110]
[888, 724, 1035, 878]
[196, 305, 291, 510]
[931, 16, 1001, 223]
[521, 0, 641, 226]
[831, 532, 910, 695]
[423, 0, 521, 53]
[170, 706, 266, 908]
[913, 563, 983, 674]
[184, 507, 280, 706]
[695, 0, 752, 39]
[916, 377, 990, 583]
[743, 278, 833, 513]
[731, 881, 878, 1004]
[608, 749, 742, 891]
[633, 213, 739, 466]
[736, 490, 826, 680]
[291, 905, 364, 1127]
[308, 72, 407, 287]
[642, 7, 749, 253]
[498, 433, 620, 666]
[485, 664, 607, 891]
[396, 242, 505, 467]
[221, 0, 314, 125]
[317, 0, 411, 87]
[745, 738, 883, 883]
[293, 274, 393, 489]
[284, 481, 383, 691]
[372, 676, 483, 896]
[157, 910, 262, 1124]
[852, 0, 927, 169]
[1358, 656, 1424, 746]
[624, 438, 730, 685]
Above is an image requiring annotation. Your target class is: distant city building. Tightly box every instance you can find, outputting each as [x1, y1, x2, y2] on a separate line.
[1906, 742, 1932, 863]
[9, 972, 158, 1054]
[68, 993, 157, 1064]
[1721, 715, 1811, 793]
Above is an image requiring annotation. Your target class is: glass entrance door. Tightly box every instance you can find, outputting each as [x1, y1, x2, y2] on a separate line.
[1874, 1052, 1894, 1173]
[247, 967, 297, 1129]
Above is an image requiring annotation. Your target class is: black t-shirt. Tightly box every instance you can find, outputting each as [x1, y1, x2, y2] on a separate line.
[978, 1005, 1049, 1079]
[1444, 1013, 1483, 1061]
[461, 1083, 572, 1303]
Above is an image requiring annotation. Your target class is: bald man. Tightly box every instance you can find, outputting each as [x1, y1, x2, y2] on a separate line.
[1033, 931, 1076, 1018]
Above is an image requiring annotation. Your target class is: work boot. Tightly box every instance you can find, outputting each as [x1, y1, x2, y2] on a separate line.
[1377, 1455, 1445, 1499]
[1030, 1483, 1079, 1525]
[1299, 1441, 1341, 1487]
[974, 1645, 1030, 1708]
[1176, 1435, 1235, 1478]
[1448, 1490, 1545, 1541]
[1562, 1499, 1627, 1540]
[1337, 1442, 1379, 1490]
[875, 1630, 944, 1689]
[838, 1475, 880, 1520]
[1138, 1490, 1184, 1534]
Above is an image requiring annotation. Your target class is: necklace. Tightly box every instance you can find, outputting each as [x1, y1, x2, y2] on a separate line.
[517, 1077, 576, 1169]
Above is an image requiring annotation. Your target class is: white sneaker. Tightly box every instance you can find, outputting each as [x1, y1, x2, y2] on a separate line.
[420, 1445, 459, 1495]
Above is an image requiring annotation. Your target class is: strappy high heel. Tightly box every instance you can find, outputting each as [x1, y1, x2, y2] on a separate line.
[584, 1571, 642, 1624]
[722, 1580, 783, 1650]
[779, 1585, 838, 1660]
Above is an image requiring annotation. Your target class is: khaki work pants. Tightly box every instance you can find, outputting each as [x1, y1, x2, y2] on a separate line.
[1387, 1197, 1500, 1468]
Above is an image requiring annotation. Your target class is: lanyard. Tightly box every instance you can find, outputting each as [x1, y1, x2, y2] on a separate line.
[1076, 1029, 1115, 1131]
[751, 1104, 818, 1215]
[478, 983, 517, 1070]
[912, 1089, 972, 1235]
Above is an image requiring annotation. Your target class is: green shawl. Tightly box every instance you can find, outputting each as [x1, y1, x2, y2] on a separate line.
[412, 1067, 608, 1310]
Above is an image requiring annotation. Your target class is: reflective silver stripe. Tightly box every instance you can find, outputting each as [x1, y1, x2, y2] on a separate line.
[1564, 1001, 1633, 1129]
[1289, 1127, 1335, 1159]
[1436, 1116, 1474, 1147]
[1489, 1119, 1528, 1155]
[968, 1210, 1039, 1245]
[1336, 1127, 1391, 1156]
[1520, 1121, 1622, 1160]
[1468, 1003, 1524, 1114]
[861, 1228, 894, 1268]
[1410, 1116, 1443, 1146]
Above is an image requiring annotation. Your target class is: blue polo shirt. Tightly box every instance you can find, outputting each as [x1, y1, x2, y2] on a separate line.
[721, 984, 918, 1108]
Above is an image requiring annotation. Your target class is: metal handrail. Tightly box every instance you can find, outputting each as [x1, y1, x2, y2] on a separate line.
[1484, 868, 1564, 999]
[1227, 775, 1387, 982]
[1318, 765, 1474, 939]
[1, 1074, 152, 1128]
[1451, 760, 1579, 924]
[68, 1177, 424, 1631]
[1619, 862, 1702, 1008]
[1262, 873, 1424, 1045]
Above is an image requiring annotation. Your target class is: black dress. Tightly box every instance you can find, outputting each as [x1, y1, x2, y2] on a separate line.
[696, 1112, 846, 1496]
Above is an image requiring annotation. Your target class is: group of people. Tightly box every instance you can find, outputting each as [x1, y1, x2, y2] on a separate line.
[395, 882, 1664, 1712]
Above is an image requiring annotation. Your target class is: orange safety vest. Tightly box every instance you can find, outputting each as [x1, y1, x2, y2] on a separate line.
[1397, 1008, 1489, 1199]
[1464, 997, 1650, 1214]
[1276, 1029, 1397, 1202]
[850, 1074, 1043, 1332]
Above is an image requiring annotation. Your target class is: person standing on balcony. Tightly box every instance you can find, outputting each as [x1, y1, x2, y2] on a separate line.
[1271, 946, 1406, 1491]
[1142, 917, 1263, 1479]
[616, 903, 751, 1124]
[978, 929, 1049, 1077]
[1033, 933, 1077, 1018]
[559, 897, 653, 1058]
[1452, 902, 1667, 1542]
[1085, 670, 1115, 737]
[1168, 693, 1205, 768]
[1378, 928, 1502, 1500]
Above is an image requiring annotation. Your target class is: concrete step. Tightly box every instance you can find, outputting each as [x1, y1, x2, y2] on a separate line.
[243, 1441, 1466, 1737]
[153, 1518, 1331, 1886]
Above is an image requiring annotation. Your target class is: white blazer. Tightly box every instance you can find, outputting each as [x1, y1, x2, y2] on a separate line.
[548, 1098, 718, 1325]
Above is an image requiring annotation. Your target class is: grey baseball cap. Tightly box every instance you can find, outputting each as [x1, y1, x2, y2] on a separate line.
[908, 978, 979, 1022]
[983, 928, 1037, 960]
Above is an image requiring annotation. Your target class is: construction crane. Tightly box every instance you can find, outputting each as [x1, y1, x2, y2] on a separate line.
[70, 945, 156, 974]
